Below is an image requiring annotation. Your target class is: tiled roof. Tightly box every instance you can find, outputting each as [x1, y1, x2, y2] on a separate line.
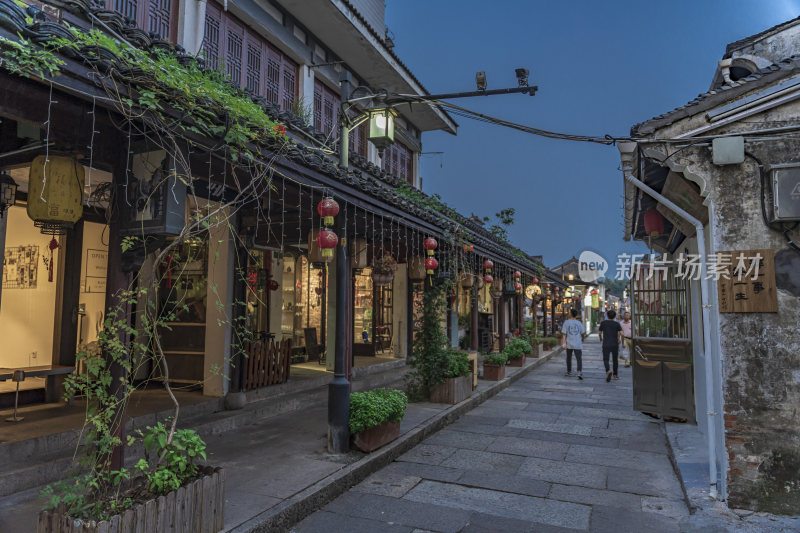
[631, 54, 800, 136]
[0, 0, 542, 273]
[724, 15, 800, 57]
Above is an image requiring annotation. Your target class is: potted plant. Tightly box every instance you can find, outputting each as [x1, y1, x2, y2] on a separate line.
[542, 336, 560, 351]
[429, 350, 473, 404]
[350, 388, 408, 452]
[504, 338, 532, 367]
[482, 353, 508, 381]
[460, 272, 474, 288]
[371, 253, 397, 286]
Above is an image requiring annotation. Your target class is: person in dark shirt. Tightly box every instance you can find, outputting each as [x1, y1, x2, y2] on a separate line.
[598, 309, 623, 382]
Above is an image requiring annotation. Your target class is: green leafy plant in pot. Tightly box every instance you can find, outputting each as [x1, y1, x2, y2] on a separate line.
[482, 352, 508, 381]
[349, 388, 408, 452]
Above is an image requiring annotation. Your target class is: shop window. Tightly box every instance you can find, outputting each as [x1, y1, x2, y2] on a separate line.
[280, 255, 326, 363]
[382, 141, 414, 185]
[106, 0, 178, 42]
[203, 2, 298, 111]
[313, 80, 340, 138]
[354, 268, 393, 356]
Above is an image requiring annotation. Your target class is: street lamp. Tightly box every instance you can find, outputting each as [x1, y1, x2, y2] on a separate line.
[0, 171, 18, 217]
[368, 106, 397, 158]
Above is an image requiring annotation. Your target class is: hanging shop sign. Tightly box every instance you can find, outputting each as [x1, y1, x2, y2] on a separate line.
[120, 151, 186, 237]
[27, 155, 84, 235]
[591, 290, 600, 309]
[717, 249, 777, 313]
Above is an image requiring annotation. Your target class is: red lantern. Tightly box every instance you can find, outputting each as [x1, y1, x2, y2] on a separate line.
[483, 259, 493, 272]
[268, 279, 279, 291]
[532, 277, 539, 285]
[514, 270, 521, 280]
[317, 197, 339, 227]
[483, 274, 493, 284]
[590, 289, 598, 295]
[424, 237, 438, 256]
[425, 257, 438, 275]
[315, 229, 338, 258]
[514, 282, 522, 294]
[643, 209, 664, 239]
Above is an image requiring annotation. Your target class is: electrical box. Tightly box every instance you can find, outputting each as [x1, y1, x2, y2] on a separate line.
[768, 163, 800, 223]
[712, 136, 744, 165]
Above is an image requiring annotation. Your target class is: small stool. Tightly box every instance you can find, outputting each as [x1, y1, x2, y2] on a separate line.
[6, 370, 25, 422]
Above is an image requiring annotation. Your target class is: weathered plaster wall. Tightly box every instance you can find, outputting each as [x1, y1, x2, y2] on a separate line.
[684, 136, 800, 513]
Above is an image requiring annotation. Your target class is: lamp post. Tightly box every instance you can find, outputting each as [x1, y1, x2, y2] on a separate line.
[0, 171, 18, 312]
[328, 71, 537, 453]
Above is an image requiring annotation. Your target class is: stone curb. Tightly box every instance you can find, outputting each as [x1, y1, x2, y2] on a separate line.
[230, 347, 563, 533]
[659, 420, 694, 514]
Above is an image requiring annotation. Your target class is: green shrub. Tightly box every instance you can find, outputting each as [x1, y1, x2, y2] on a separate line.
[503, 338, 532, 359]
[349, 388, 408, 435]
[446, 350, 472, 378]
[484, 353, 508, 366]
[542, 336, 559, 349]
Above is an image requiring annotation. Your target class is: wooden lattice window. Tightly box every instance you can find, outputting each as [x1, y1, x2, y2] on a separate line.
[313, 80, 340, 138]
[203, 2, 297, 109]
[382, 141, 414, 184]
[106, 0, 177, 42]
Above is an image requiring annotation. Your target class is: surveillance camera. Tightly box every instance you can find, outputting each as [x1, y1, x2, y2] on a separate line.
[475, 71, 486, 91]
[515, 68, 529, 87]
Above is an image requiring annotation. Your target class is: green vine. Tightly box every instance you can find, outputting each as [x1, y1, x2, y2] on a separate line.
[0, 35, 64, 78]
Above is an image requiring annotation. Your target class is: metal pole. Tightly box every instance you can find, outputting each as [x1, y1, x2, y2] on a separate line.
[620, 157, 719, 500]
[0, 213, 7, 311]
[328, 71, 352, 453]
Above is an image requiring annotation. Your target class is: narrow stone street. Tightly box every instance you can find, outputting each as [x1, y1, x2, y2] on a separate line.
[292, 335, 688, 532]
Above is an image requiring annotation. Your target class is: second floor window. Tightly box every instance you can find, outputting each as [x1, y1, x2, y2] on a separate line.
[313, 80, 340, 139]
[107, 0, 178, 42]
[382, 141, 413, 185]
[204, 2, 298, 112]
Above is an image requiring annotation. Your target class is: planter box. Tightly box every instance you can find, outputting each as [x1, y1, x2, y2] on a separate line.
[507, 355, 526, 367]
[37, 467, 225, 533]
[352, 420, 401, 453]
[482, 363, 506, 381]
[429, 375, 472, 404]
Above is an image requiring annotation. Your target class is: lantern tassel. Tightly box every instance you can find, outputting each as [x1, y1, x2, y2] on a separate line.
[48, 237, 59, 282]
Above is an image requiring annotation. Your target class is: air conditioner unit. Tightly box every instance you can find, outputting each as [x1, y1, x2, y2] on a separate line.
[767, 163, 800, 223]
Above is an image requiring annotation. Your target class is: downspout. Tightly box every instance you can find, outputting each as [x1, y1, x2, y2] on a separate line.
[618, 142, 719, 500]
[195, 0, 208, 55]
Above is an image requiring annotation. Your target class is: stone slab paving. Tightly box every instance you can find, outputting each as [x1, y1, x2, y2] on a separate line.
[291, 336, 690, 532]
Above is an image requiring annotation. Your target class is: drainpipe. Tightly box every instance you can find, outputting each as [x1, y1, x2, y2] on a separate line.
[195, 0, 207, 55]
[618, 143, 719, 500]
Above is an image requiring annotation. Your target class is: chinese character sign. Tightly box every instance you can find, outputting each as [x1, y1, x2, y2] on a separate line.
[717, 249, 777, 313]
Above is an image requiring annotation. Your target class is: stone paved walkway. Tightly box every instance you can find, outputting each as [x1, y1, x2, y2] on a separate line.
[292, 335, 689, 532]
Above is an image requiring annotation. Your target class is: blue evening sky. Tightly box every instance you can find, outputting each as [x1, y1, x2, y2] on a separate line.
[386, 0, 797, 269]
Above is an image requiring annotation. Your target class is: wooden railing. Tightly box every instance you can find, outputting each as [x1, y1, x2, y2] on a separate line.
[243, 338, 291, 390]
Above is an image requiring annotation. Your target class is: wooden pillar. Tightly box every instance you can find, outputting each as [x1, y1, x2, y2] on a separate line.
[541, 299, 547, 337]
[105, 179, 133, 470]
[48, 220, 84, 402]
[550, 299, 556, 337]
[498, 296, 506, 352]
[228, 217, 249, 394]
[470, 285, 478, 351]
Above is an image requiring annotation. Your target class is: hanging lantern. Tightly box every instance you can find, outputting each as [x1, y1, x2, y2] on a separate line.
[268, 279, 280, 291]
[317, 197, 339, 227]
[315, 229, 338, 258]
[424, 257, 438, 275]
[531, 277, 539, 285]
[27, 155, 85, 235]
[643, 209, 664, 239]
[483, 259, 493, 273]
[424, 237, 438, 256]
[514, 270, 521, 280]
[462, 243, 474, 253]
[483, 274, 493, 284]
[514, 282, 522, 294]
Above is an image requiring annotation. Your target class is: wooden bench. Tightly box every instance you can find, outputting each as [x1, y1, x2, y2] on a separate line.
[0, 365, 75, 422]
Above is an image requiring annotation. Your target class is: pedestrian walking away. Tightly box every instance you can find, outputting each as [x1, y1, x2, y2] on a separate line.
[598, 309, 623, 382]
[560, 309, 586, 379]
[620, 311, 632, 367]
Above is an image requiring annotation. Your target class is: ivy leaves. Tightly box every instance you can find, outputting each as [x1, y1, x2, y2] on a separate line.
[0, 35, 65, 79]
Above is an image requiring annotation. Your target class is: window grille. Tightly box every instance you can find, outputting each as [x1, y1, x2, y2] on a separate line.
[631, 261, 690, 340]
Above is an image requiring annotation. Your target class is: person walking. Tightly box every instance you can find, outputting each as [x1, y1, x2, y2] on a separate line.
[561, 309, 586, 380]
[598, 309, 623, 382]
[620, 311, 633, 367]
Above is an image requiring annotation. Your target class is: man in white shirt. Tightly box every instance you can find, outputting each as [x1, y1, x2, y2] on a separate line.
[561, 309, 587, 379]
[620, 312, 633, 367]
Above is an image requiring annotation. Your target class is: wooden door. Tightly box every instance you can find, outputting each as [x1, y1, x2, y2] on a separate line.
[630, 261, 695, 421]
